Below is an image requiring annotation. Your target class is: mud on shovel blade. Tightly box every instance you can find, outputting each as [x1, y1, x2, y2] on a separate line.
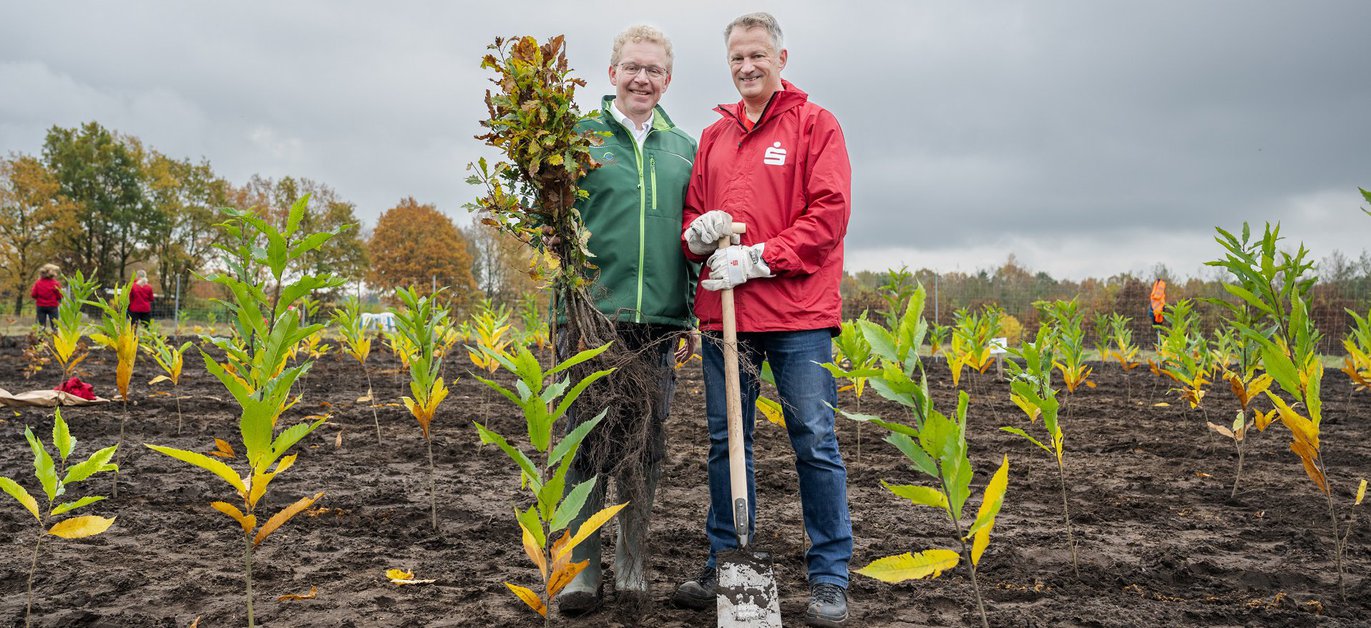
[713, 223, 782, 627]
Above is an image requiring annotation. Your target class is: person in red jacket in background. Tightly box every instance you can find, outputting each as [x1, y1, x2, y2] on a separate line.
[129, 270, 155, 327]
[30, 264, 62, 331]
[672, 12, 853, 626]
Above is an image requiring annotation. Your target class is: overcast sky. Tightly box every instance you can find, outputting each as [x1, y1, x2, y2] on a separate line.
[3, 1, 1368, 280]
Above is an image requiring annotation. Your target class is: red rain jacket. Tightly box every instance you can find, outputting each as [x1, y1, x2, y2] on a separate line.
[30, 277, 62, 308]
[129, 282, 154, 313]
[682, 81, 851, 333]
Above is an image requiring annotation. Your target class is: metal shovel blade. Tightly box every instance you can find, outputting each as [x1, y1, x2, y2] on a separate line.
[716, 548, 782, 627]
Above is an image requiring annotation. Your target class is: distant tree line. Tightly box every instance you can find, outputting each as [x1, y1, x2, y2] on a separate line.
[1, 121, 539, 320]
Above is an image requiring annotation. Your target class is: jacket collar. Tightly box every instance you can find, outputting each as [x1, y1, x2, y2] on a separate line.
[600, 96, 677, 133]
[715, 80, 809, 129]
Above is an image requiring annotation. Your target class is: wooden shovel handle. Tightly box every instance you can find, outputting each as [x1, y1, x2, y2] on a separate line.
[716, 223, 752, 548]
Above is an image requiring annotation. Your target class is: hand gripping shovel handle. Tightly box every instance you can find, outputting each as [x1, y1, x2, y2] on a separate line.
[717, 223, 751, 549]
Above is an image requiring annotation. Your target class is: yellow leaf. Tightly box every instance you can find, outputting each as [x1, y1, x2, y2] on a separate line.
[386, 567, 437, 586]
[277, 585, 318, 601]
[555, 502, 628, 563]
[254, 492, 324, 546]
[1356, 479, 1366, 506]
[0, 477, 41, 521]
[48, 515, 116, 539]
[756, 396, 786, 429]
[547, 559, 589, 598]
[504, 581, 547, 617]
[854, 549, 960, 583]
[1267, 394, 1319, 450]
[148, 375, 171, 385]
[968, 456, 1010, 566]
[1289, 441, 1329, 495]
[520, 520, 548, 580]
[1152, 402, 1170, 407]
[208, 438, 236, 459]
[211, 501, 257, 533]
[1254, 409, 1277, 431]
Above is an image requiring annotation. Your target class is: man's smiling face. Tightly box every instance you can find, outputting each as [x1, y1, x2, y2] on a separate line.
[610, 40, 671, 123]
[727, 26, 786, 105]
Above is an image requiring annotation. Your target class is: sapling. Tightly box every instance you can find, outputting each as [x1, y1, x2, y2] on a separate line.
[840, 286, 1010, 628]
[331, 297, 383, 443]
[1000, 325, 1080, 576]
[141, 323, 194, 434]
[1203, 305, 1275, 498]
[87, 278, 140, 497]
[1340, 306, 1371, 394]
[1156, 300, 1211, 413]
[466, 297, 513, 376]
[472, 342, 626, 623]
[517, 292, 551, 360]
[1036, 298, 1094, 395]
[1209, 221, 1359, 602]
[927, 322, 950, 359]
[46, 271, 99, 382]
[822, 314, 878, 462]
[947, 306, 1002, 392]
[1, 408, 118, 627]
[393, 287, 451, 530]
[145, 196, 343, 627]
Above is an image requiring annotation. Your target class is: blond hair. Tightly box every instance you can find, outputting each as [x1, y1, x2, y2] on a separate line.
[724, 12, 784, 53]
[610, 24, 674, 72]
[39, 264, 59, 279]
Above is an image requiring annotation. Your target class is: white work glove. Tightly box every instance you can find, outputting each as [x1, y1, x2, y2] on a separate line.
[683, 210, 739, 256]
[702, 243, 772, 291]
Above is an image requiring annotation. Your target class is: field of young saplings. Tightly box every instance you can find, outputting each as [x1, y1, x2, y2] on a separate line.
[1, 212, 1368, 628]
[1, 307, 1368, 627]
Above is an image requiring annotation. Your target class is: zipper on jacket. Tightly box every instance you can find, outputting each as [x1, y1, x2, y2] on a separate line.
[632, 134, 647, 324]
[650, 156, 658, 211]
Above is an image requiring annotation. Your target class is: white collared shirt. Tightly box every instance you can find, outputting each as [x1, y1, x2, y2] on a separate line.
[612, 101, 654, 149]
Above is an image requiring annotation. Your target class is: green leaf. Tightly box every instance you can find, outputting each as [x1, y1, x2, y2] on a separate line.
[0, 477, 41, 521]
[474, 422, 542, 491]
[145, 444, 246, 494]
[263, 418, 325, 473]
[52, 408, 75, 462]
[516, 504, 545, 547]
[52, 495, 106, 516]
[881, 481, 948, 511]
[550, 477, 597, 532]
[1222, 284, 1275, 317]
[62, 445, 118, 485]
[943, 450, 973, 520]
[549, 409, 608, 469]
[1000, 426, 1053, 456]
[885, 433, 939, 479]
[545, 343, 614, 377]
[25, 427, 58, 501]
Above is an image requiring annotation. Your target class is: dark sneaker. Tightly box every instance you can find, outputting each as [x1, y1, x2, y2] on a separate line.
[670, 566, 717, 610]
[805, 583, 848, 626]
[557, 588, 602, 617]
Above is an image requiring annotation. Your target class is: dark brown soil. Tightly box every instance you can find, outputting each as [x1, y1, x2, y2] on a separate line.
[1, 339, 1368, 627]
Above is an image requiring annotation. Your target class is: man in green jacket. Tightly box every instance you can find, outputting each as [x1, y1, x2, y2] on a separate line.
[557, 23, 699, 617]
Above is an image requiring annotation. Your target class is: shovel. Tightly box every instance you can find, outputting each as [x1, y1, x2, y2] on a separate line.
[714, 223, 783, 627]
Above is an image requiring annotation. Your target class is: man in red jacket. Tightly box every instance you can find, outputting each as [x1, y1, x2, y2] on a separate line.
[671, 12, 852, 626]
[129, 270, 155, 327]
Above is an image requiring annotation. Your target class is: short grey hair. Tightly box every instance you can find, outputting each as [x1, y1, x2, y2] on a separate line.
[723, 12, 784, 53]
[610, 24, 674, 72]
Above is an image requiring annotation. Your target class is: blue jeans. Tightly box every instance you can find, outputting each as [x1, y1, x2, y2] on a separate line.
[701, 329, 852, 588]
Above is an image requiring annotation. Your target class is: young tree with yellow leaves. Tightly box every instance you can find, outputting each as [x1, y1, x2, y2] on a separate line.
[394, 287, 451, 530]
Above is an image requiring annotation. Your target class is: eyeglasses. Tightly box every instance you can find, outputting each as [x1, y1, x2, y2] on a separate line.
[618, 63, 668, 80]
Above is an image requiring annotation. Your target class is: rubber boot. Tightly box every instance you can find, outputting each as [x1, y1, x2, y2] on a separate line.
[557, 463, 605, 617]
[613, 459, 660, 616]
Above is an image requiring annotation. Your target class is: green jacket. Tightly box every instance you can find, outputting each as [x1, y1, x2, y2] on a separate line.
[575, 96, 698, 328]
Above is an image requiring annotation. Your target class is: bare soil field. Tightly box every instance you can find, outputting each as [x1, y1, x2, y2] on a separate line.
[1, 339, 1367, 627]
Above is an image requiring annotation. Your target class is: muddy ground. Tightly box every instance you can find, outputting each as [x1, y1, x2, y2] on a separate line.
[0, 338, 1368, 627]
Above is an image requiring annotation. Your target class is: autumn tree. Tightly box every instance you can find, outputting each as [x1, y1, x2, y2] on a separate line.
[144, 151, 230, 294]
[369, 197, 478, 315]
[0, 154, 77, 314]
[42, 122, 158, 286]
